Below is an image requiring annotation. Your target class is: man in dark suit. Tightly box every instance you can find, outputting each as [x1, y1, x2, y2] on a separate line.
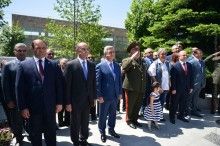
[16, 39, 63, 146]
[122, 41, 147, 129]
[187, 49, 206, 118]
[1, 43, 27, 145]
[96, 46, 122, 143]
[64, 42, 96, 146]
[169, 50, 193, 124]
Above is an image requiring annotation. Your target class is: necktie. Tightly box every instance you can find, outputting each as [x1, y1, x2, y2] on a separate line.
[82, 61, 88, 80]
[38, 59, 44, 80]
[110, 62, 115, 80]
[183, 62, 187, 75]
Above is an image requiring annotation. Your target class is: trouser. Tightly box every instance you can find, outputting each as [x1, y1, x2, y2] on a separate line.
[98, 98, 117, 135]
[211, 84, 220, 113]
[125, 90, 144, 123]
[186, 87, 201, 115]
[10, 107, 24, 141]
[29, 112, 56, 146]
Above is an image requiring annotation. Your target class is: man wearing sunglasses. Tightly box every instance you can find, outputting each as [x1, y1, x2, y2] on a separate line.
[46, 49, 55, 60]
[1, 43, 27, 145]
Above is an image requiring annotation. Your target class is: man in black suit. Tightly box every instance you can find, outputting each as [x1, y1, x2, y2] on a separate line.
[169, 50, 193, 124]
[64, 42, 96, 146]
[1, 43, 27, 145]
[16, 39, 63, 146]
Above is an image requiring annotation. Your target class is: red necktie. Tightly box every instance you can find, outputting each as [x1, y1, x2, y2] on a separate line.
[183, 62, 187, 75]
[39, 59, 44, 80]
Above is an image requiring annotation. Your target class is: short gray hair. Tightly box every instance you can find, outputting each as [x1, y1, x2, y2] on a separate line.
[103, 46, 114, 54]
[157, 48, 167, 56]
[14, 43, 27, 50]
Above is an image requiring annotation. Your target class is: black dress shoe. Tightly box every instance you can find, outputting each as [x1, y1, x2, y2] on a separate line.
[80, 140, 91, 146]
[127, 122, 137, 129]
[210, 111, 215, 114]
[108, 131, 120, 138]
[73, 141, 80, 146]
[133, 121, 142, 127]
[191, 112, 203, 118]
[101, 134, 106, 143]
[196, 108, 202, 112]
[170, 119, 175, 124]
[177, 116, 189, 123]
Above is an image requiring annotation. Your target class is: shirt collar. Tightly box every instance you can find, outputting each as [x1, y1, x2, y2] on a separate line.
[179, 60, 186, 64]
[77, 56, 87, 64]
[105, 59, 113, 65]
[33, 56, 45, 63]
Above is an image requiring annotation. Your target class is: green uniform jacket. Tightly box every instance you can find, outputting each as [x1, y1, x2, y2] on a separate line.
[122, 57, 147, 93]
[205, 55, 220, 85]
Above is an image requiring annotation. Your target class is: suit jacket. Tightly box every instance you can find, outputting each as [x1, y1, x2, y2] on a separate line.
[122, 57, 147, 93]
[189, 58, 206, 89]
[1, 59, 19, 104]
[15, 58, 63, 114]
[96, 61, 122, 101]
[170, 61, 193, 94]
[166, 54, 172, 62]
[64, 58, 96, 108]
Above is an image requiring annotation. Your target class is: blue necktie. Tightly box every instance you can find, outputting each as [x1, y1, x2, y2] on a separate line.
[82, 61, 88, 80]
[110, 62, 115, 80]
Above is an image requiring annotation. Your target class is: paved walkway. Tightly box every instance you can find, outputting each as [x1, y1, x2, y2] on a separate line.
[8, 109, 220, 146]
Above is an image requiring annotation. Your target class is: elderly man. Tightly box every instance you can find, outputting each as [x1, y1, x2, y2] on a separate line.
[122, 41, 146, 129]
[2, 43, 27, 145]
[148, 48, 171, 121]
[166, 44, 182, 62]
[96, 46, 122, 143]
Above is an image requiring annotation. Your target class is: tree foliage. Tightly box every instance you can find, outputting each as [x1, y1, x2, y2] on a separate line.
[0, 0, 11, 28]
[125, 0, 220, 53]
[43, 0, 109, 58]
[0, 23, 25, 56]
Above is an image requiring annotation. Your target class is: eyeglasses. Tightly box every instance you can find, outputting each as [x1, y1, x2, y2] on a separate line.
[87, 57, 94, 59]
[108, 51, 115, 54]
[81, 48, 89, 51]
[47, 53, 55, 56]
[16, 50, 27, 53]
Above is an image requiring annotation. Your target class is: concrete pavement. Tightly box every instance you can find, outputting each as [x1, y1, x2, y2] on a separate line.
[9, 109, 220, 146]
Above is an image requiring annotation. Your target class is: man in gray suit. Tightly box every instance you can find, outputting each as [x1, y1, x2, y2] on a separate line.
[187, 49, 206, 118]
[64, 42, 96, 146]
[1, 43, 27, 145]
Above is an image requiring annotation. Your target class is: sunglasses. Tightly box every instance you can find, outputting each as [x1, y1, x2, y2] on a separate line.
[16, 50, 27, 53]
[47, 53, 55, 56]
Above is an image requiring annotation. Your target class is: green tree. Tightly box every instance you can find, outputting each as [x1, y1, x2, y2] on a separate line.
[0, 23, 25, 56]
[43, 0, 109, 58]
[126, 0, 220, 53]
[0, 0, 11, 28]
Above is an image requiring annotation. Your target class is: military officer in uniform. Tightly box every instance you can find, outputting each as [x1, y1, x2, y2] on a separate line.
[204, 51, 220, 114]
[122, 41, 147, 129]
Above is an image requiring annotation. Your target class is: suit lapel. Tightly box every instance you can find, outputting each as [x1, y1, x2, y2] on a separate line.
[31, 57, 42, 81]
[76, 59, 87, 81]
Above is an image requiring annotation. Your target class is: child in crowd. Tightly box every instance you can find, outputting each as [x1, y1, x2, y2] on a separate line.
[144, 82, 163, 131]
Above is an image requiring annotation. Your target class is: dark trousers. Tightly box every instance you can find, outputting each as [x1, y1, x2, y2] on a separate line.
[58, 109, 70, 126]
[98, 98, 117, 135]
[29, 113, 56, 146]
[70, 102, 90, 143]
[90, 105, 97, 119]
[125, 90, 143, 123]
[169, 92, 188, 120]
[10, 107, 23, 141]
[211, 84, 220, 113]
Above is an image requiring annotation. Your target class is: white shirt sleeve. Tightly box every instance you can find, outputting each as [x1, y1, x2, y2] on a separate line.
[148, 62, 156, 76]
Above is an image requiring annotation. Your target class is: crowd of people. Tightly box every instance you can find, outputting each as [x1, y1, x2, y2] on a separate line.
[0, 38, 219, 146]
